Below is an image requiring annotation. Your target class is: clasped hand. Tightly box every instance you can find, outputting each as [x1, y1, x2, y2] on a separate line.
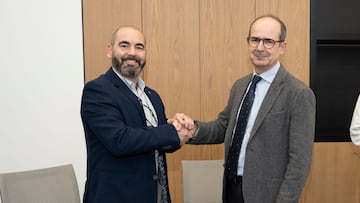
[168, 113, 197, 146]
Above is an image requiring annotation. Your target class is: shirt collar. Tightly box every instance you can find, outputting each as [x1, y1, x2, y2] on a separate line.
[253, 62, 280, 84]
[112, 67, 146, 91]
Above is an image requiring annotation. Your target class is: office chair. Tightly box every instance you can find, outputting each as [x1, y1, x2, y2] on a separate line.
[182, 160, 223, 203]
[0, 164, 80, 203]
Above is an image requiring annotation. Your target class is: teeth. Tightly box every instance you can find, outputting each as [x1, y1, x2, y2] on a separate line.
[125, 60, 138, 65]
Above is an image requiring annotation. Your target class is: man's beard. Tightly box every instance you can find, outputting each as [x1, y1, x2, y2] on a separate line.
[112, 55, 145, 79]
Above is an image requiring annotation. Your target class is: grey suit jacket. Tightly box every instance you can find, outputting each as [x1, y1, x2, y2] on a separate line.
[191, 65, 316, 203]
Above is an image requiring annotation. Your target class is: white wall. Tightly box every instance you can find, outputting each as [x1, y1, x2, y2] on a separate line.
[0, 0, 86, 199]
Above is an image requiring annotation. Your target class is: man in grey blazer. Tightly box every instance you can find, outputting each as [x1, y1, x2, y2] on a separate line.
[170, 15, 316, 203]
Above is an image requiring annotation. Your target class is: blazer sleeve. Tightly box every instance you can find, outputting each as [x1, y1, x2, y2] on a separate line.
[190, 78, 245, 145]
[276, 86, 316, 203]
[81, 80, 180, 156]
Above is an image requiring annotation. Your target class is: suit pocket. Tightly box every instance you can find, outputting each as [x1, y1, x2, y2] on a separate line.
[261, 110, 287, 135]
[265, 110, 285, 120]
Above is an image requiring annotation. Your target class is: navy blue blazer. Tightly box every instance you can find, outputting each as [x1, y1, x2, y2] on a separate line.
[81, 68, 180, 203]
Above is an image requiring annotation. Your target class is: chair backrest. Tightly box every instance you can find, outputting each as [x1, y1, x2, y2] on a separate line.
[182, 160, 224, 203]
[0, 164, 80, 203]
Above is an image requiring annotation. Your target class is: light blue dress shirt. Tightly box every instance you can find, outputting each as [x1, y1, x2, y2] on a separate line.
[235, 62, 280, 176]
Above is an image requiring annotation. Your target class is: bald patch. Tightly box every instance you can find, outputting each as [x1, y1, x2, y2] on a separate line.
[111, 26, 145, 45]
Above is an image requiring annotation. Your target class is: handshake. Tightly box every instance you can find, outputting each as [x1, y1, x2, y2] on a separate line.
[168, 113, 197, 146]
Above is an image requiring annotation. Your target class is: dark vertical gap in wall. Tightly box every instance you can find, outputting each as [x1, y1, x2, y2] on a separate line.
[198, 0, 202, 120]
[310, 0, 360, 142]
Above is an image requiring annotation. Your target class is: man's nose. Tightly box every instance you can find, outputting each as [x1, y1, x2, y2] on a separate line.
[256, 39, 265, 50]
[127, 46, 136, 55]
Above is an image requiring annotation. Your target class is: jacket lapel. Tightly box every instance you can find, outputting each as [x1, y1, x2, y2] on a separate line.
[249, 66, 288, 141]
[104, 68, 144, 118]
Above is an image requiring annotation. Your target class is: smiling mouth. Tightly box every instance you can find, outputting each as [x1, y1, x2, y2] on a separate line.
[125, 59, 137, 64]
[123, 59, 140, 67]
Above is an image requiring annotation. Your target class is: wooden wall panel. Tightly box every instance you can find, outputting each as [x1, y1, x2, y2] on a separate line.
[142, 0, 200, 119]
[256, 0, 310, 84]
[141, 1, 201, 202]
[82, 1, 360, 203]
[199, 0, 255, 120]
[300, 143, 360, 203]
[82, 0, 142, 82]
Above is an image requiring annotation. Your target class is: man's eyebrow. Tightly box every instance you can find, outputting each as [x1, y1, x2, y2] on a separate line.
[118, 41, 144, 48]
[135, 43, 145, 48]
[118, 41, 130, 45]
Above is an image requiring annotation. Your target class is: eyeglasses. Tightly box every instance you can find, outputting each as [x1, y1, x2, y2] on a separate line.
[247, 37, 284, 49]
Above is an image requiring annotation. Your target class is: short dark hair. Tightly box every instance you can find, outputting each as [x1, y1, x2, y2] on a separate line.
[248, 14, 287, 41]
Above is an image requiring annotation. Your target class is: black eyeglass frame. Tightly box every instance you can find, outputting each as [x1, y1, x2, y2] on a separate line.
[247, 36, 284, 49]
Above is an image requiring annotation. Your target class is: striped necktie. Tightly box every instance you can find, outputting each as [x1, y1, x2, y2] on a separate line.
[137, 88, 170, 203]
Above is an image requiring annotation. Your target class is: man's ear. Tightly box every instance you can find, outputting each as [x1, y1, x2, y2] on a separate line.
[106, 44, 113, 59]
[280, 41, 287, 55]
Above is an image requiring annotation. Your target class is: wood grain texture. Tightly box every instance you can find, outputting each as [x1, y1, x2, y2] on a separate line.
[300, 142, 360, 203]
[199, 0, 255, 120]
[82, 0, 360, 202]
[142, 1, 202, 201]
[82, 0, 142, 82]
[256, 0, 310, 85]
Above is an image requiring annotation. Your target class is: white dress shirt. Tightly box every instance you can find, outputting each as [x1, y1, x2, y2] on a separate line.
[350, 94, 360, 147]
